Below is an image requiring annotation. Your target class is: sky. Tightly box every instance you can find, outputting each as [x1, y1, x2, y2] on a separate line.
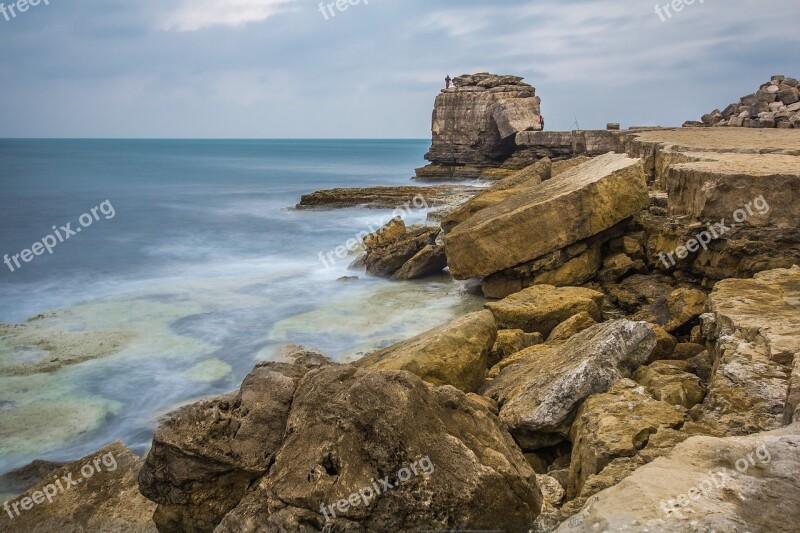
[0, 0, 797, 138]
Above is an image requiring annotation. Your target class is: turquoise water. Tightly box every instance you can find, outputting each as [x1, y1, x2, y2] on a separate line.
[0, 140, 482, 477]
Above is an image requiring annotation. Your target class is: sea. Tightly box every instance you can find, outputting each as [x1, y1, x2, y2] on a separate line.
[0, 139, 483, 482]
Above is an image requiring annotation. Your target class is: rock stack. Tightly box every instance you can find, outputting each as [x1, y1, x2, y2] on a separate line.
[686, 75, 800, 128]
[416, 73, 542, 181]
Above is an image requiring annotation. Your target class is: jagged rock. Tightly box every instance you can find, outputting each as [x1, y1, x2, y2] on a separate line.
[348, 253, 367, 270]
[355, 310, 497, 392]
[297, 185, 480, 209]
[634, 361, 705, 409]
[547, 312, 598, 342]
[649, 325, 677, 361]
[363, 217, 405, 250]
[488, 329, 544, 367]
[556, 424, 800, 532]
[365, 227, 439, 277]
[218, 366, 542, 532]
[391, 244, 447, 280]
[689, 267, 800, 435]
[0, 441, 157, 532]
[445, 153, 649, 279]
[138, 348, 330, 532]
[631, 286, 707, 334]
[481, 320, 656, 450]
[597, 253, 636, 282]
[692, 75, 800, 127]
[568, 380, 686, 499]
[671, 342, 706, 360]
[485, 285, 605, 337]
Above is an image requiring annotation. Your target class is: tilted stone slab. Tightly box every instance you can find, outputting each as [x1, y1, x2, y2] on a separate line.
[444, 153, 649, 279]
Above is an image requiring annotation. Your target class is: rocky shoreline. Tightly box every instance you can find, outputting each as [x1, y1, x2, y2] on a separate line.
[3, 73, 800, 532]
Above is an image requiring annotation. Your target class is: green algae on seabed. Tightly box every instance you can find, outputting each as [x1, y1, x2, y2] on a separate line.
[185, 359, 233, 382]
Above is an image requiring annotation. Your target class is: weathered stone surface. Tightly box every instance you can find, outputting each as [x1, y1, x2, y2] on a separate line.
[363, 216, 405, 250]
[218, 366, 542, 532]
[597, 253, 636, 282]
[485, 285, 605, 337]
[391, 244, 447, 280]
[0, 441, 157, 533]
[690, 267, 800, 435]
[556, 424, 800, 532]
[355, 310, 497, 392]
[547, 312, 598, 342]
[138, 348, 329, 532]
[417, 73, 540, 179]
[445, 153, 649, 279]
[297, 185, 480, 209]
[365, 227, 439, 277]
[634, 361, 705, 409]
[489, 329, 544, 367]
[568, 380, 686, 499]
[481, 320, 656, 449]
[649, 324, 677, 361]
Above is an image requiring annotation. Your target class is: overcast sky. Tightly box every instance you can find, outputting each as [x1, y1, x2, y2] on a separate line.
[0, 0, 796, 138]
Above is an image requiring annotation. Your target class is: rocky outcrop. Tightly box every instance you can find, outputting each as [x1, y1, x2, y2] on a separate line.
[355, 310, 497, 392]
[0, 441, 157, 533]
[687, 75, 800, 128]
[557, 424, 800, 532]
[297, 184, 480, 209]
[444, 153, 649, 280]
[481, 320, 656, 450]
[391, 244, 448, 280]
[364, 226, 439, 277]
[416, 73, 541, 180]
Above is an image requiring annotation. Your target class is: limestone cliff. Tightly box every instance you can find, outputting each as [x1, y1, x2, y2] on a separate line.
[416, 73, 542, 180]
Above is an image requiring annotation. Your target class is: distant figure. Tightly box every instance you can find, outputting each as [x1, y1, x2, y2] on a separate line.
[539, 115, 545, 131]
[445, 75, 452, 89]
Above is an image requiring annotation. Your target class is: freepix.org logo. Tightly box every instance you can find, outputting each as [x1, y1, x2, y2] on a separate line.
[1, 0, 51, 24]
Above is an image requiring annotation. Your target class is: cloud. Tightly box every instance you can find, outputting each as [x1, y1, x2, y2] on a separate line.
[160, 0, 300, 32]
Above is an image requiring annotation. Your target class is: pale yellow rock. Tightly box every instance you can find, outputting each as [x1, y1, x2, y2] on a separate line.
[547, 312, 598, 343]
[634, 361, 705, 409]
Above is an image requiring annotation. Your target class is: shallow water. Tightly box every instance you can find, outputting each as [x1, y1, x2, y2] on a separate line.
[0, 140, 483, 476]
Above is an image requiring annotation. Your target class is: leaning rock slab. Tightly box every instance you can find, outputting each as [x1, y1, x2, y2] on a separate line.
[365, 227, 439, 277]
[355, 310, 497, 392]
[220, 366, 542, 532]
[481, 320, 656, 450]
[485, 284, 604, 337]
[444, 153, 649, 279]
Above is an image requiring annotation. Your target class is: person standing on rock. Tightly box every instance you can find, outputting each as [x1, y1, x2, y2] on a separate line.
[445, 75, 452, 89]
[539, 115, 545, 131]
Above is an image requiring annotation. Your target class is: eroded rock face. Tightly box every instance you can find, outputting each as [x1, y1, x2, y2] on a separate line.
[481, 320, 656, 450]
[365, 227, 439, 278]
[0, 441, 156, 533]
[138, 348, 330, 532]
[568, 380, 686, 500]
[296, 185, 480, 209]
[391, 244, 448, 280]
[485, 285, 604, 337]
[417, 73, 541, 180]
[221, 366, 542, 532]
[444, 153, 649, 279]
[557, 424, 800, 532]
[355, 310, 497, 392]
[689, 266, 800, 435]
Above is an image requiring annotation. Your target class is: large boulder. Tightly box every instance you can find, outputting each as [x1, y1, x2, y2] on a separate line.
[481, 320, 656, 450]
[0, 441, 156, 532]
[567, 380, 686, 499]
[218, 366, 542, 532]
[485, 285, 604, 337]
[557, 424, 800, 532]
[444, 153, 649, 279]
[355, 310, 497, 392]
[391, 244, 448, 280]
[138, 348, 330, 532]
